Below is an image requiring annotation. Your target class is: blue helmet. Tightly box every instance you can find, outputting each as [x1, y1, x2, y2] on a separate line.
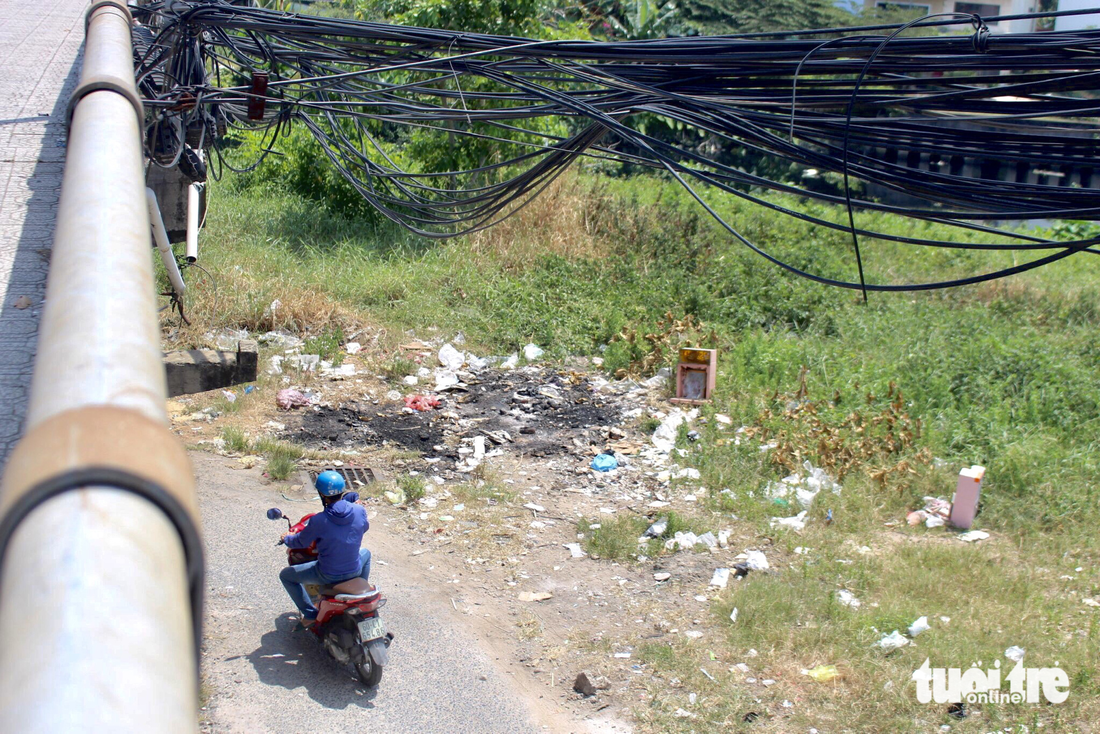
[315, 470, 346, 497]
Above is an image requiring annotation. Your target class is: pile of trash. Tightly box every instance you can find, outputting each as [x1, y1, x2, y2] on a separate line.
[764, 460, 842, 509]
[907, 496, 952, 528]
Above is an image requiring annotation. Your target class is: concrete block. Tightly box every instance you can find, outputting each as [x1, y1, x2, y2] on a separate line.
[164, 340, 258, 397]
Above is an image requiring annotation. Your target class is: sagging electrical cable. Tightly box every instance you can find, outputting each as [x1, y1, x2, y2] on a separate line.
[131, 0, 1100, 291]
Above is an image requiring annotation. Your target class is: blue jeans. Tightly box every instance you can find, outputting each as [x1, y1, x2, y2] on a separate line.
[279, 547, 372, 619]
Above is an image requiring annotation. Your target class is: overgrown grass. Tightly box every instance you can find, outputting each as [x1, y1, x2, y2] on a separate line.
[220, 426, 249, 453]
[579, 511, 701, 560]
[252, 438, 306, 480]
[396, 473, 426, 503]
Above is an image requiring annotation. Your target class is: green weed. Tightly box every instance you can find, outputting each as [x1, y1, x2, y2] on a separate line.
[220, 426, 249, 453]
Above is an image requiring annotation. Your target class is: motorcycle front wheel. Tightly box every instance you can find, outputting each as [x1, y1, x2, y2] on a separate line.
[355, 658, 383, 687]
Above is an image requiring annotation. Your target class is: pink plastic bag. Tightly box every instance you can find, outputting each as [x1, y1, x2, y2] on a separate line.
[404, 394, 440, 411]
[276, 388, 310, 410]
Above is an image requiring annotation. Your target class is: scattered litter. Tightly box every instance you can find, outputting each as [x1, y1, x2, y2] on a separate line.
[696, 532, 718, 549]
[523, 343, 545, 361]
[700, 668, 716, 682]
[564, 543, 587, 559]
[665, 531, 699, 551]
[709, 568, 730, 588]
[654, 572, 671, 582]
[644, 517, 668, 538]
[612, 651, 632, 659]
[1005, 646, 1025, 663]
[717, 529, 732, 548]
[500, 354, 519, 370]
[652, 408, 697, 452]
[402, 375, 418, 386]
[876, 630, 910, 651]
[908, 616, 931, 637]
[673, 467, 701, 480]
[644, 367, 670, 389]
[385, 389, 402, 401]
[715, 414, 732, 426]
[907, 497, 952, 527]
[434, 370, 461, 391]
[322, 363, 356, 378]
[729, 607, 738, 623]
[770, 510, 808, 531]
[405, 394, 440, 411]
[438, 343, 465, 370]
[958, 530, 990, 543]
[221, 390, 237, 403]
[523, 503, 546, 513]
[573, 672, 597, 697]
[590, 453, 619, 472]
[1084, 598, 1100, 608]
[345, 342, 362, 354]
[684, 630, 704, 640]
[764, 460, 841, 508]
[383, 489, 406, 505]
[744, 550, 769, 571]
[673, 708, 696, 719]
[836, 590, 861, 609]
[805, 664, 839, 683]
[275, 388, 310, 410]
[518, 591, 553, 603]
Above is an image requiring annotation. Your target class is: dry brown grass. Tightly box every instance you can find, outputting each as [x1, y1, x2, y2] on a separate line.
[468, 173, 613, 270]
[166, 270, 372, 349]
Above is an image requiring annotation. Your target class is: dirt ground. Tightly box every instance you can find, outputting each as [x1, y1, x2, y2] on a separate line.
[178, 337, 791, 732]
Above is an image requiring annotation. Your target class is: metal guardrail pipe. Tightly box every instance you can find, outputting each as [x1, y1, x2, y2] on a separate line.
[0, 3, 203, 732]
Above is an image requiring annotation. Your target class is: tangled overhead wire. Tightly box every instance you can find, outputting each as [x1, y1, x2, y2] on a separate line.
[133, 1, 1100, 293]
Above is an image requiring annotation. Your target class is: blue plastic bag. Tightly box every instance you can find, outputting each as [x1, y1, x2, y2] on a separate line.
[590, 453, 618, 472]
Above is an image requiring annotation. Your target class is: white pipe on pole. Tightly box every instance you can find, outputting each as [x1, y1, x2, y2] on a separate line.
[0, 3, 200, 731]
[147, 187, 188, 297]
[186, 182, 200, 263]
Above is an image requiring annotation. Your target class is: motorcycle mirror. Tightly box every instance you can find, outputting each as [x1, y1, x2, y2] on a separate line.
[344, 491, 359, 504]
[266, 508, 283, 521]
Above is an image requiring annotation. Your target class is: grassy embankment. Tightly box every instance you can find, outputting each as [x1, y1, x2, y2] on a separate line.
[175, 170, 1100, 732]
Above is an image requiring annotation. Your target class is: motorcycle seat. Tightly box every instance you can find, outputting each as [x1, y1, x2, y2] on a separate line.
[319, 577, 377, 601]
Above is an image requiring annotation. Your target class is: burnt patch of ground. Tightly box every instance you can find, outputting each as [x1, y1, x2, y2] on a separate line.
[286, 367, 625, 461]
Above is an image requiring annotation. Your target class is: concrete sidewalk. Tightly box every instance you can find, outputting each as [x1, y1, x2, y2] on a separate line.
[0, 0, 88, 464]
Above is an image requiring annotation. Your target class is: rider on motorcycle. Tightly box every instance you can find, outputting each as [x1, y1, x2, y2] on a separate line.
[278, 470, 371, 626]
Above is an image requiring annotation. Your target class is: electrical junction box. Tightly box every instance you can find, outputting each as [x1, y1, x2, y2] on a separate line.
[669, 348, 716, 405]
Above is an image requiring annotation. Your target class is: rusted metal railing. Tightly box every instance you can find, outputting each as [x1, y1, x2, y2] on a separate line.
[0, 2, 203, 731]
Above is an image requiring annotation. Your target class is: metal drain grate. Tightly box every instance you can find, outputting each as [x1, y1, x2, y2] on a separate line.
[307, 466, 382, 489]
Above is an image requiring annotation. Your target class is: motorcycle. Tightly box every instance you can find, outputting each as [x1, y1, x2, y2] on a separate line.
[267, 493, 392, 687]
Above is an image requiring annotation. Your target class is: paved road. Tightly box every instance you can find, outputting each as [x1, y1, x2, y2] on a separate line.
[196, 453, 562, 734]
[0, 0, 87, 465]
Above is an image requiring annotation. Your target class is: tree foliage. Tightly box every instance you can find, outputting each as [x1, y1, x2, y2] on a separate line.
[679, 0, 854, 35]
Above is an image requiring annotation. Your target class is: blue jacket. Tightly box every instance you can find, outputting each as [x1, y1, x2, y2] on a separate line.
[285, 499, 369, 579]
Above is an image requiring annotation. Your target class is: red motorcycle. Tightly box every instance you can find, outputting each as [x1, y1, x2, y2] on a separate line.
[267, 495, 392, 686]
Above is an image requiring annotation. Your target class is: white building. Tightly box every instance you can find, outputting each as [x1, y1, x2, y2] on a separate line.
[1053, 0, 1100, 31]
[863, 0, 1038, 33]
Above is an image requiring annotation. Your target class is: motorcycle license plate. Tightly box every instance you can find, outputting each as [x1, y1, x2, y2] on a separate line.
[357, 616, 385, 642]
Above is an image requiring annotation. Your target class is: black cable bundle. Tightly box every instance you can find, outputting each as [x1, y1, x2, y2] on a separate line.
[133, 1, 1100, 292]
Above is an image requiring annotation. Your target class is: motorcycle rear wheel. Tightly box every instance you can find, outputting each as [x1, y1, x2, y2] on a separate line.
[356, 658, 383, 687]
